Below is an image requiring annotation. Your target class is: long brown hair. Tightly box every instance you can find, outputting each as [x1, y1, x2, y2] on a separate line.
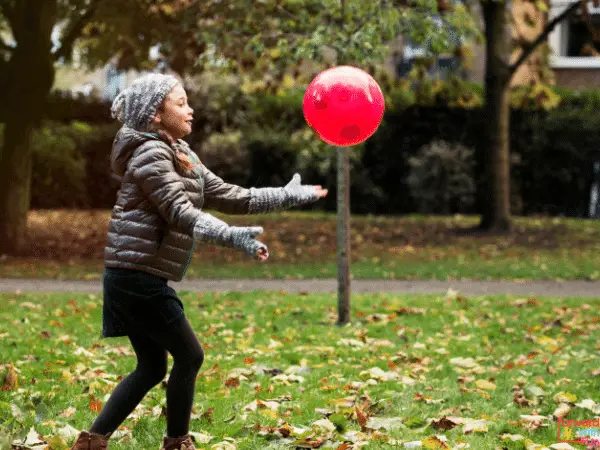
[174, 148, 197, 172]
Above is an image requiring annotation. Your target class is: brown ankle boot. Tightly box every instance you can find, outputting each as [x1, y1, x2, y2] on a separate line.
[70, 430, 112, 450]
[160, 433, 196, 450]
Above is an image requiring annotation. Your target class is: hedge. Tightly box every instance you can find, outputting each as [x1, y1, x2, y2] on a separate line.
[1, 81, 599, 216]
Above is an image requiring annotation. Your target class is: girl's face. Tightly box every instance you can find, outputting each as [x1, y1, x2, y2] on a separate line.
[152, 83, 194, 140]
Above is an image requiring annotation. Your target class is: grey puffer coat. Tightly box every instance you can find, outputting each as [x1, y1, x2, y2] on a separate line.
[104, 126, 251, 281]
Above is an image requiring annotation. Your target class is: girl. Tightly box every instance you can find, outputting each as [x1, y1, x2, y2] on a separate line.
[70, 73, 327, 450]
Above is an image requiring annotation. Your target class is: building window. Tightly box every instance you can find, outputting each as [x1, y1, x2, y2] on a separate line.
[396, 14, 466, 80]
[565, 9, 600, 57]
[105, 64, 127, 100]
[549, 0, 600, 68]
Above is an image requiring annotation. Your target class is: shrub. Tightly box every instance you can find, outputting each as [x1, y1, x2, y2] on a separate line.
[407, 140, 476, 214]
[0, 121, 120, 209]
[44, 90, 112, 123]
[7, 75, 600, 216]
[196, 129, 251, 187]
[30, 122, 89, 208]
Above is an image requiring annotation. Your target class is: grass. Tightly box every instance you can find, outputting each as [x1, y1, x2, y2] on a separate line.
[3, 253, 599, 281]
[3, 210, 600, 281]
[1, 290, 600, 449]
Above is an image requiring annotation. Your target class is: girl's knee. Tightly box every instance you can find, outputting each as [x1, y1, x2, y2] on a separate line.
[136, 362, 168, 386]
[176, 346, 204, 370]
[191, 347, 204, 369]
[135, 360, 167, 386]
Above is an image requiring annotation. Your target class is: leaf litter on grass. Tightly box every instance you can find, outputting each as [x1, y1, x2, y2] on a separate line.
[6, 211, 600, 281]
[2, 290, 600, 449]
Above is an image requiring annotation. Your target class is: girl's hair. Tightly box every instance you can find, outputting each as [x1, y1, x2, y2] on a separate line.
[175, 150, 197, 172]
[149, 102, 198, 173]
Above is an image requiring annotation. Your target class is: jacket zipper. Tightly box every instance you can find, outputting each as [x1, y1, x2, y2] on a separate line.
[183, 148, 201, 279]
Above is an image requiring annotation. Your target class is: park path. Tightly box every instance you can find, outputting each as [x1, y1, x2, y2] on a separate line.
[0, 278, 599, 297]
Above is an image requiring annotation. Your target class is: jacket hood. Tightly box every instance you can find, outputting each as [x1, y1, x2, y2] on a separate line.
[111, 126, 163, 177]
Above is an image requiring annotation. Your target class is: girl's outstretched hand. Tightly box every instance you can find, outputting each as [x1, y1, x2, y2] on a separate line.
[257, 246, 269, 262]
[314, 185, 328, 198]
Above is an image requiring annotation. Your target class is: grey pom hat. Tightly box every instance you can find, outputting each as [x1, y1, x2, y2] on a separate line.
[110, 73, 180, 131]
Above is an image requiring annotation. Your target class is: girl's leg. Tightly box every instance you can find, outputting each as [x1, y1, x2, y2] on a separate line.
[89, 334, 168, 435]
[89, 315, 204, 438]
[158, 316, 204, 438]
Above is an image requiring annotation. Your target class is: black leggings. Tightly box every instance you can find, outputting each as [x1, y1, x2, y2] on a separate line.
[90, 315, 204, 438]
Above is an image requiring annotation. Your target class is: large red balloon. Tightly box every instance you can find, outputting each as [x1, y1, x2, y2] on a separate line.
[302, 66, 385, 147]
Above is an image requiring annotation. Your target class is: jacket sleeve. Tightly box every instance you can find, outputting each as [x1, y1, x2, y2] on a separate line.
[201, 165, 251, 215]
[130, 142, 201, 235]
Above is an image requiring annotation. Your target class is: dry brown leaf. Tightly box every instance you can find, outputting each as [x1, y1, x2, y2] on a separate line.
[355, 405, 369, 431]
[201, 407, 214, 423]
[431, 417, 460, 431]
[2, 363, 18, 390]
[59, 407, 77, 418]
[422, 436, 450, 449]
[199, 364, 219, 377]
[89, 395, 102, 413]
[553, 403, 572, 419]
[225, 377, 240, 388]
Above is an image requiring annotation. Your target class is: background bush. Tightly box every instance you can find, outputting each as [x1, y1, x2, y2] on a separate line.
[3, 78, 599, 216]
[407, 140, 476, 214]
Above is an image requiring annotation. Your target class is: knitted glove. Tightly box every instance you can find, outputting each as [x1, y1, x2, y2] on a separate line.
[248, 173, 320, 214]
[193, 211, 267, 258]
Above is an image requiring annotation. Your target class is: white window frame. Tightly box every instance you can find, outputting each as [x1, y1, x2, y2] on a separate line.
[549, 0, 600, 68]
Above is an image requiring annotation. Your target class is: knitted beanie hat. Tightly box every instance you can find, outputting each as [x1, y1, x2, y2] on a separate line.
[110, 73, 180, 131]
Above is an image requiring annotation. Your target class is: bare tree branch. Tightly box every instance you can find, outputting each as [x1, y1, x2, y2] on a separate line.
[52, 0, 100, 62]
[509, 0, 581, 76]
[347, 0, 385, 36]
[276, 2, 299, 20]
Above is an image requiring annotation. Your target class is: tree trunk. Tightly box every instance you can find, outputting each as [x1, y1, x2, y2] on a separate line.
[0, 119, 35, 255]
[336, 147, 351, 326]
[480, 1, 512, 232]
[0, 0, 57, 255]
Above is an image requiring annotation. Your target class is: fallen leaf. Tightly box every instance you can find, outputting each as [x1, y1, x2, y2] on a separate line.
[2, 363, 18, 390]
[475, 379, 496, 390]
[431, 417, 459, 431]
[553, 403, 572, 419]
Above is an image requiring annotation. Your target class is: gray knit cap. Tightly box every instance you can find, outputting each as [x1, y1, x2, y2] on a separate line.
[110, 73, 180, 131]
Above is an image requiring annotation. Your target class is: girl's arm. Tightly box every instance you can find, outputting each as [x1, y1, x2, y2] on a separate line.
[130, 143, 266, 257]
[202, 166, 320, 215]
[248, 173, 320, 214]
[201, 166, 252, 215]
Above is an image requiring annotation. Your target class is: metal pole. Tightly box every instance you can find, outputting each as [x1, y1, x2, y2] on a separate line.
[336, 146, 351, 325]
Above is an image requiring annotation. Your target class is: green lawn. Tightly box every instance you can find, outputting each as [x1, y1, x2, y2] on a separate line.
[1, 290, 599, 449]
[2, 252, 599, 281]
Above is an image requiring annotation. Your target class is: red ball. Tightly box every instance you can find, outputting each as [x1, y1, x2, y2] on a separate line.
[302, 66, 385, 147]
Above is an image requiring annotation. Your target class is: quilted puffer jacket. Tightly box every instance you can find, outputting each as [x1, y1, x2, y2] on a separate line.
[104, 126, 251, 281]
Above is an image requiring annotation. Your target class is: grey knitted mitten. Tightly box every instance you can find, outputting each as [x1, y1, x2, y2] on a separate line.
[193, 211, 267, 258]
[248, 173, 320, 214]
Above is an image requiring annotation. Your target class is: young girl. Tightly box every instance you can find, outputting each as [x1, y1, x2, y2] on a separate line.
[70, 73, 327, 450]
